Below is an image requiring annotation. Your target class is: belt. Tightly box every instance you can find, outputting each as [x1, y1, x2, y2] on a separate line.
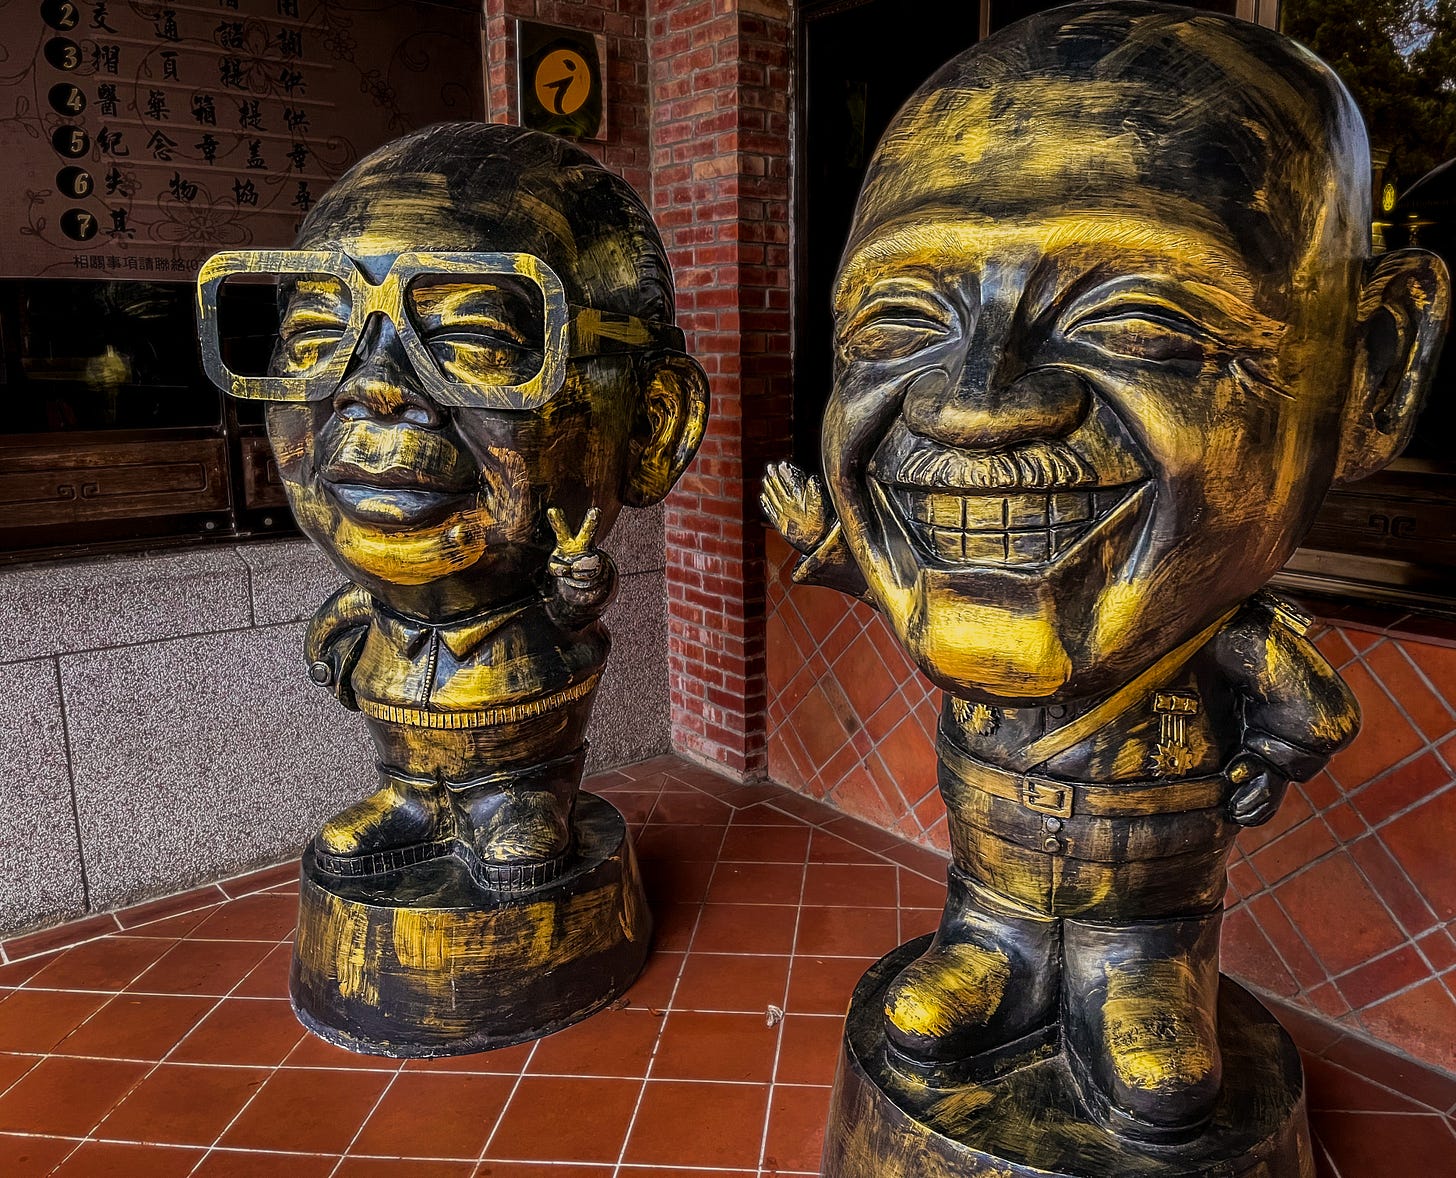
[938, 732, 1226, 820]
[360, 673, 600, 729]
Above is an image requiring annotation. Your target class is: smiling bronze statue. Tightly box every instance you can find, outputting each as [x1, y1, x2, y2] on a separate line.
[198, 123, 707, 1055]
[765, 4, 1448, 1173]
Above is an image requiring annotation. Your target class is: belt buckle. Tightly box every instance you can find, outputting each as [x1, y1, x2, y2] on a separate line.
[1019, 777, 1073, 818]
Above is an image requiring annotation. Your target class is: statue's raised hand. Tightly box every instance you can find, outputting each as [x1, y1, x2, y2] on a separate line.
[761, 461, 832, 554]
[548, 505, 603, 588]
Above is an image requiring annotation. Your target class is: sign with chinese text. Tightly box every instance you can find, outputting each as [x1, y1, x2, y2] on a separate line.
[1, 0, 483, 279]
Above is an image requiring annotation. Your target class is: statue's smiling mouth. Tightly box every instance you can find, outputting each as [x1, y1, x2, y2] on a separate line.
[886, 484, 1141, 564]
[869, 414, 1150, 568]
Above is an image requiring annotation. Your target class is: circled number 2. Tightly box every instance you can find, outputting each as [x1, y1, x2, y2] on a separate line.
[41, 0, 79, 30]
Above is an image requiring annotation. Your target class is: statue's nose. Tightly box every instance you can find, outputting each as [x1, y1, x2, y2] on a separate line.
[331, 315, 442, 428]
[902, 295, 1087, 448]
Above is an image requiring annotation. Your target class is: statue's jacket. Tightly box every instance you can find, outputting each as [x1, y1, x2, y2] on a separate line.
[305, 579, 611, 783]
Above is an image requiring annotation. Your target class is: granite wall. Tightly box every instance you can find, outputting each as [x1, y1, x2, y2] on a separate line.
[0, 505, 668, 936]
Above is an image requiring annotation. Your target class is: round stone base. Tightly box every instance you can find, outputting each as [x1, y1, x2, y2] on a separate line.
[289, 792, 650, 1058]
[823, 935, 1315, 1178]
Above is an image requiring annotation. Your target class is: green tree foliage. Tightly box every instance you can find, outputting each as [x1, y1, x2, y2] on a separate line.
[1283, 0, 1456, 192]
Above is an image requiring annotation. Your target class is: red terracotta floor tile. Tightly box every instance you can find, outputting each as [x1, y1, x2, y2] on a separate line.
[0, 951, 61, 989]
[23, 936, 171, 992]
[486, 1075, 642, 1163]
[48, 1140, 198, 1178]
[527, 1007, 664, 1078]
[112, 884, 229, 930]
[707, 861, 807, 905]
[763, 1083, 833, 1172]
[170, 997, 306, 1066]
[693, 903, 800, 955]
[785, 955, 877, 1016]
[3, 752, 1454, 1178]
[402, 1038, 535, 1075]
[619, 949, 683, 1013]
[720, 824, 812, 863]
[219, 1065, 393, 1153]
[673, 952, 791, 1014]
[801, 862, 899, 908]
[231, 943, 296, 1000]
[339, 1161, 476, 1177]
[622, 1079, 769, 1169]
[0, 1133, 82, 1177]
[0, 1055, 148, 1135]
[187, 893, 299, 942]
[351, 1071, 515, 1159]
[774, 1014, 846, 1086]
[97, 1062, 271, 1144]
[128, 939, 277, 996]
[795, 906, 899, 957]
[284, 1030, 403, 1071]
[192, 1148, 340, 1177]
[653, 1011, 780, 1083]
[1308, 1110, 1456, 1175]
[0, 989, 111, 1053]
[52, 993, 214, 1060]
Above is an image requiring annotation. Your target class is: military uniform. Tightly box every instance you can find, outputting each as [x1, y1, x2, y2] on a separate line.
[303, 558, 614, 890]
[791, 530, 1358, 1138]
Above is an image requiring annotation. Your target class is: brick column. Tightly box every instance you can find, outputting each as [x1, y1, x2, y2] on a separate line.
[650, 0, 793, 778]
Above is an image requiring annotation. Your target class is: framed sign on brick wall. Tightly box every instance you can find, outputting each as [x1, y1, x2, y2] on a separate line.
[516, 19, 607, 141]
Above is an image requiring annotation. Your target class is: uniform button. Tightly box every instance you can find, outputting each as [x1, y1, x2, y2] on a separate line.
[1047, 704, 1067, 719]
[1043, 816, 1063, 832]
[309, 660, 333, 685]
[1042, 835, 1064, 853]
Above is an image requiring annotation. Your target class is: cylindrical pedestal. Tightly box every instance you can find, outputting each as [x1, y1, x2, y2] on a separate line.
[290, 791, 650, 1057]
[823, 935, 1315, 1178]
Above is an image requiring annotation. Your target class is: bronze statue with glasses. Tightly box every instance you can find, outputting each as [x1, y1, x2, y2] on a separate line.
[197, 123, 708, 1056]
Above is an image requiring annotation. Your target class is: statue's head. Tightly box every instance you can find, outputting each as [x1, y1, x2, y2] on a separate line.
[221, 123, 707, 616]
[824, 1, 1448, 704]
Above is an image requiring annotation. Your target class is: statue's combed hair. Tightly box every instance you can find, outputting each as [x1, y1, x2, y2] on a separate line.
[302, 122, 675, 321]
[851, 1, 1371, 277]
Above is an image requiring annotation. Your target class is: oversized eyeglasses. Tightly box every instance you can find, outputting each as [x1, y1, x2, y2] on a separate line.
[195, 250, 684, 411]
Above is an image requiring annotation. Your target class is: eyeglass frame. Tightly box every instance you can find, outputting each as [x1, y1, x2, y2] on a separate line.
[195, 249, 685, 411]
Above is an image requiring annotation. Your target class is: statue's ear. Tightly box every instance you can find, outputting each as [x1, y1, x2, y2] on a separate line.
[625, 351, 710, 507]
[1334, 248, 1451, 486]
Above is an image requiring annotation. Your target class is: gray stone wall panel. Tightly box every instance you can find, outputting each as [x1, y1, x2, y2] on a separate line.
[0, 659, 87, 932]
[588, 568, 670, 772]
[0, 549, 253, 664]
[61, 623, 373, 911]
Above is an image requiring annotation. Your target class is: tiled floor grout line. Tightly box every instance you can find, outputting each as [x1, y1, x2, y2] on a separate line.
[611, 795, 729, 1178]
[182, 929, 310, 1178]
[756, 808, 815, 1176]
[471, 1035, 542, 1176]
[323, 1059, 407, 1177]
[32, 924, 264, 1177]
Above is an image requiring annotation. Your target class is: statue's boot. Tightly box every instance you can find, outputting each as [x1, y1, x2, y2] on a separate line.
[882, 865, 1058, 1071]
[450, 746, 586, 890]
[314, 767, 454, 872]
[1064, 912, 1223, 1143]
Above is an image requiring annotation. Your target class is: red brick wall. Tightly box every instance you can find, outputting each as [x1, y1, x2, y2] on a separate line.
[766, 531, 1456, 1076]
[650, 0, 793, 778]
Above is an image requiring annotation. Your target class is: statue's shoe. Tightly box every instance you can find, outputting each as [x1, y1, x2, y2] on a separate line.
[1075, 957, 1222, 1143]
[313, 777, 454, 875]
[882, 939, 1022, 1066]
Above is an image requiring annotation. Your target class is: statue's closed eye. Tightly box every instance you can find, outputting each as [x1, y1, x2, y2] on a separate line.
[838, 290, 957, 363]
